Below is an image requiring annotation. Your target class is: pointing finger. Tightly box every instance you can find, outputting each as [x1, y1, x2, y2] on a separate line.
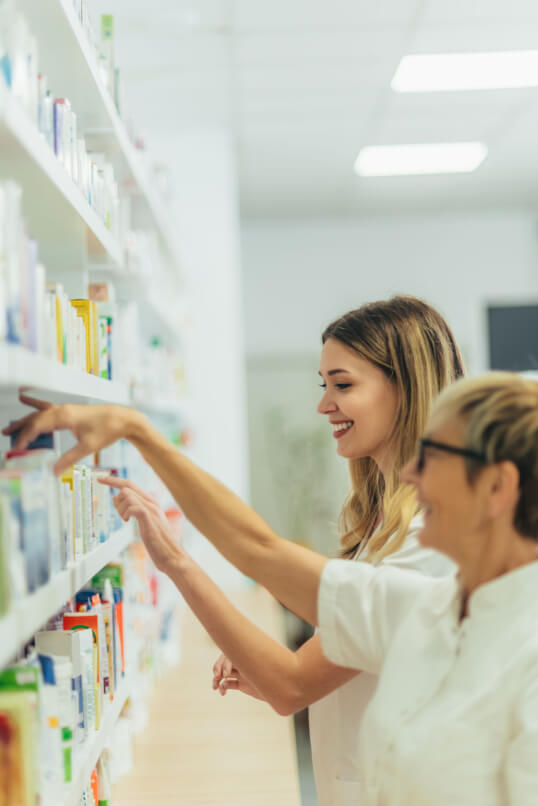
[18, 393, 53, 411]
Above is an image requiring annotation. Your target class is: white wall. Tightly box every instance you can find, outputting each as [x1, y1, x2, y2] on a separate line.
[242, 211, 538, 555]
[149, 131, 249, 587]
[242, 212, 538, 372]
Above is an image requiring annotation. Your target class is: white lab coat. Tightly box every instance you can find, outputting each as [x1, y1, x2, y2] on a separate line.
[308, 516, 454, 805]
[318, 557, 538, 806]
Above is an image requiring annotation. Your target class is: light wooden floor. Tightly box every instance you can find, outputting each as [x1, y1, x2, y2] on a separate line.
[112, 585, 302, 805]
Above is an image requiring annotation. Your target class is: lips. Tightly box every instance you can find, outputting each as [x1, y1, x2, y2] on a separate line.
[332, 420, 354, 439]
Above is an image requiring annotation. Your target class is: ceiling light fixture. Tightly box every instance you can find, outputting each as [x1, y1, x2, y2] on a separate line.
[392, 50, 538, 92]
[354, 142, 488, 177]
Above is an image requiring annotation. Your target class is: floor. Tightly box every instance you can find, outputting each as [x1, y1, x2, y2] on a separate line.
[112, 586, 302, 805]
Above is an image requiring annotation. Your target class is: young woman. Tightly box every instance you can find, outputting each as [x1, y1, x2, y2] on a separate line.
[6, 296, 464, 804]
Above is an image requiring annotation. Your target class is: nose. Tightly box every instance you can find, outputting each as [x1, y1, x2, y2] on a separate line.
[317, 388, 338, 415]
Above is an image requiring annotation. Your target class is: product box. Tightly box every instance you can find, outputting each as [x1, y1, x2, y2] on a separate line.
[0, 473, 26, 605]
[73, 467, 84, 559]
[92, 565, 125, 677]
[0, 665, 40, 806]
[4, 449, 65, 574]
[37, 653, 72, 788]
[35, 630, 88, 743]
[0, 467, 50, 594]
[1, 181, 24, 344]
[71, 299, 98, 375]
[62, 613, 102, 729]
[0, 691, 37, 806]
[61, 470, 76, 564]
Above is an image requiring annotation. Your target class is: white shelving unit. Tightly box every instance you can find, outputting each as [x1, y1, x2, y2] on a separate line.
[0, 80, 123, 269]
[0, 522, 134, 670]
[67, 676, 131, 806]
[0, 3, 187, 801]
[0, 344, 131, 405]
[17, 0, 182, 271]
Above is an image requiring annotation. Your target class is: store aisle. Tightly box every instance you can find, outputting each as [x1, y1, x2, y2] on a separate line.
[113, 585, 302, 806]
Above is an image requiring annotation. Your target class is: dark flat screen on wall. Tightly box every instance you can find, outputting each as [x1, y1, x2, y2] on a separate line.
[487, 305, 538, 371]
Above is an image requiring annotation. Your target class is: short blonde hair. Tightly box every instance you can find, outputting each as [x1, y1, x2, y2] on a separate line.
[429, 372, 538, 539]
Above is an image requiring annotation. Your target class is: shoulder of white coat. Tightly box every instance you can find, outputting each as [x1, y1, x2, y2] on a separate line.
[377, 512, 456, 578]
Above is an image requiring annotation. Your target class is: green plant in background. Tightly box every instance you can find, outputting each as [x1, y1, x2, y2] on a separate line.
[263, 407, 334, 552]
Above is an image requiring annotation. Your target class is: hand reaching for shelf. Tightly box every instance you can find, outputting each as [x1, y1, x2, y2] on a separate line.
[2, 392, 145, 475]
[99, 476, 183, 573]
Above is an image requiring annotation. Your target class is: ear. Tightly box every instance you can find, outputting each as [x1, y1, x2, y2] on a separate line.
[487, 461, 520, 519]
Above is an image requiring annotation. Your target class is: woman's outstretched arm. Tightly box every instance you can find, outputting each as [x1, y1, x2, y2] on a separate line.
[5, 396, 327, 624]
[110, 480, 358, 714]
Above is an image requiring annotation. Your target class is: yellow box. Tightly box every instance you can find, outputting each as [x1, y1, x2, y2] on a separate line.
[70, 300, 99, 375]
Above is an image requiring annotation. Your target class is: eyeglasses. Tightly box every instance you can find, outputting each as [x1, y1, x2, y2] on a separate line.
[417, 438, 487, 473]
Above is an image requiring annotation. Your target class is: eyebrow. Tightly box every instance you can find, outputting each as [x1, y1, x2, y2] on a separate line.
[318, 369, 352, 376]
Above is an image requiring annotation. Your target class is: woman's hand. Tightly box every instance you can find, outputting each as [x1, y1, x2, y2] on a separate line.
[100, 477, 182, 573]
[2, 393, 146, 475]
[212, 653, 266, 700]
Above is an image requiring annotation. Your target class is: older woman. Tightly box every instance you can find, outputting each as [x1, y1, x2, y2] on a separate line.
[6, 372, 538, 804]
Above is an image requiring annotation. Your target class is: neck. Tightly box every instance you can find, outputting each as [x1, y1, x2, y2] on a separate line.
[458, 528, 538, 617]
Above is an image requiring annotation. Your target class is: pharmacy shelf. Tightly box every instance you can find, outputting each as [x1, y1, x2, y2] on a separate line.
[19, 0, 182, 271]
[0, 345, 130, 405]
[0, 81, 123, 270]
[67, 676, 131, 806]
[0, 522, 134, 670]
[132, 392, 192, 421]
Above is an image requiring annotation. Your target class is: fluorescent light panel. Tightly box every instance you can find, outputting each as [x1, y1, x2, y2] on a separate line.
[392, 50, 538, 92]
[354, 143, 488, 177]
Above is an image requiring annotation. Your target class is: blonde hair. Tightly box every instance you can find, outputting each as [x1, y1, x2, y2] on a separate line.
[322, 296, 464, 561]
[428, 372, 538, 539]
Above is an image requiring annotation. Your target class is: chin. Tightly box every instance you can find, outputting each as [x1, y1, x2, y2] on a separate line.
[337, 439, 369, 460]
[337, 444, 358, 459]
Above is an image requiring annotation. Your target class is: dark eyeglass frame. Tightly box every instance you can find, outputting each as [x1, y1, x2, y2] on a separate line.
[417, 438, 487, 473]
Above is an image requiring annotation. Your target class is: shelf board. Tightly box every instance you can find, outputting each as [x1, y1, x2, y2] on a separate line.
[0, 522, 134, 670]
[132, 392, 191, 420]
[0, 81, 123, 270]
[18, 0, 182, 270]
[67, 676, 131, 806]
[0, 345, 131, 405]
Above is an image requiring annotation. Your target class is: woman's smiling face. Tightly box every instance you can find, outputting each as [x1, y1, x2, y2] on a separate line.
[317, 338, 399, 470]
[401, 417, 494, 563]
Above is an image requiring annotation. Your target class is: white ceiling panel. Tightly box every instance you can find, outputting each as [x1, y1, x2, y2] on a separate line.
[238, 64, 397, 93]
[235, 30, 406, 70]
[235, 0, 423, 30]
[239, 87, 379, 131]
[423, 0, 538, 24]
[408, 23, 538, 55]
[103, 0, 538, 215]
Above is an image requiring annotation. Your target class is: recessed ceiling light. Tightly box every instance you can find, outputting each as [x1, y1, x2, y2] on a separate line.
[354, 143, 488, 177]
[392, 51, 538, 92]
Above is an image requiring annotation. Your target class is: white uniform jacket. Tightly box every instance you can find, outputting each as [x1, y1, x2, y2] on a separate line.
[308, 516, 454, 805]
[318, 557, 538, 806]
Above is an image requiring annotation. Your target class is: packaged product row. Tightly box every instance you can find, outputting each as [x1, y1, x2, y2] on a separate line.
[71, 1, 123, 115]
[0, 180, 189, 400]
[0, 442, 124, 614]
[0, 1, 121, 238]
[0, 544, 179, 806]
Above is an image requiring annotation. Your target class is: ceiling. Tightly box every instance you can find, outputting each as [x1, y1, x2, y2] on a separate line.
[98, 0, 538, 216]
